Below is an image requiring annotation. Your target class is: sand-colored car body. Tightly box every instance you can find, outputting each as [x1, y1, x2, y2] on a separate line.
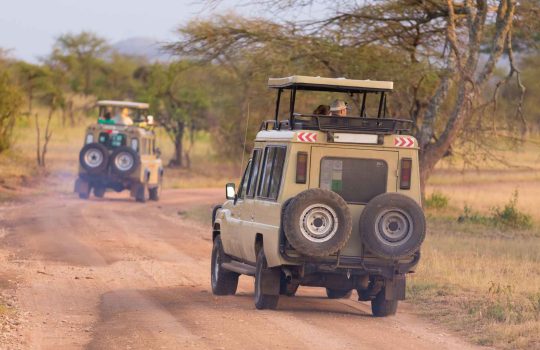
[74, 100, 163, 202]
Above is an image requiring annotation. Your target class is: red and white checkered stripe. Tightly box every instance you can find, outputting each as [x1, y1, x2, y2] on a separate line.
[394, 136, 415, 147]
[297, 132, 317, 142]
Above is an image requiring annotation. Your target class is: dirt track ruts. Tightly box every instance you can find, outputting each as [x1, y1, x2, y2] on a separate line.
[0, 189, 483, 349]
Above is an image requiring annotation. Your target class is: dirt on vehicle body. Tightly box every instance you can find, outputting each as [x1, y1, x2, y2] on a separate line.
[212, 76, 426, 316]
[74, 100, 163, 202]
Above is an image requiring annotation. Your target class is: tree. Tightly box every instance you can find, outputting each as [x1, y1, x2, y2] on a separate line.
[0, 68, 23, 153]
[135, 61, 210, 167]
[50, 31, 109, 95]
[13, 62, 49, 116]
[180, 1, 526, 193]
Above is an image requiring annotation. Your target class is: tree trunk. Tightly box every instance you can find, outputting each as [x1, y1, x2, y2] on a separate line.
[170, 121, 184, 167]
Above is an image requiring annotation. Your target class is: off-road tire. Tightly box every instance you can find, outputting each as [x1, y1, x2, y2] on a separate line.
[110, 146, 140, 176]
[135, 182, 148, 203]
[359, 193, 425, 259]
[280, 281, 299, 297]
[149, 172, 163, 201]
[211, 236, 239, 295]
[254, 249, 279, 310]
[326, 288, 353, 299]
[93, 186, 106, 198]
[78, 188, 90, 199]
[283, 189, 352, 257]
[79, 143, 109, 174]
[371, 289, 398, 317]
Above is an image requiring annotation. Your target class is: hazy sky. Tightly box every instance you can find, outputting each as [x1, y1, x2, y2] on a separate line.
[2, 0, 306, 62]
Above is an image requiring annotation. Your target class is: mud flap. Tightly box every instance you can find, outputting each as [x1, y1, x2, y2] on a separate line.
[385, 274, 406, 300]
[261, 268, 281, 295]
[74, 178, 89, 194]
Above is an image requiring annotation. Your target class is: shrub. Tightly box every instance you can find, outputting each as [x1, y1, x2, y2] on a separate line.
[425, 191, 449, 209]
[490, 190, 533, 230]
[0, 72, 23, 153]
[458, 190, 533, 230]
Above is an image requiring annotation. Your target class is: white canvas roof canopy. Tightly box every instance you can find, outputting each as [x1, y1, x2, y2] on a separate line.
[268, 75, 393, 92]
[97, 100, 149, 109]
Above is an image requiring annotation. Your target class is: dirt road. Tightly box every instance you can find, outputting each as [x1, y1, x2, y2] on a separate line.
[0, 189, 481, 350]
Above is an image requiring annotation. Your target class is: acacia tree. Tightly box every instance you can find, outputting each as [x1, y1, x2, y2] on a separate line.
[180, 0, 526, 193]
[135, 61, 209, 167]
[50, 31, 109, 96]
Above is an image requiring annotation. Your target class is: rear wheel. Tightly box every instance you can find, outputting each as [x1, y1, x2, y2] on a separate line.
[78, 188, 90, 199]
[149, 176, 162, 201]
[326, 288, 353, 299]
[211, 236, 239, 295]
[135, 182, 148, 203]
[371, 289, 398, 317]
[93, 186, 106, 198]
[254, 249, 280, 310]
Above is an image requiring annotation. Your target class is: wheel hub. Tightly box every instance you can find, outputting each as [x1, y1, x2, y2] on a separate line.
[115, 152, 134, 171]
[299, 204, 339, 243]
[374, 208, 413, 245]
[84, 149, 103, 168]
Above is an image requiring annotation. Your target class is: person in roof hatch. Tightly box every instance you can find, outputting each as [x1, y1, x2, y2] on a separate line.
[330, 99, 348, 117]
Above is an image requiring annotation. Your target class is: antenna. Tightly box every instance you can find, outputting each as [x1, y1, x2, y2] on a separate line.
[239, 101, 250, 176]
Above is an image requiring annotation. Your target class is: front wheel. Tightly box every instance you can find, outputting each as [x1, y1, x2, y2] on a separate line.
[211, 236, 239, 295]
[93, 186, 106, 198]
[254, 249, 280, 310]
[371, 289, 398, 317]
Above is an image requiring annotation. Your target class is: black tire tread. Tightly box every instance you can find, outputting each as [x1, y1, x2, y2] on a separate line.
[359, 193, 426, 259]
[283, 189, 352, 257]
[371, 289, 398, 317]
[211, 236, 239, 295]
[254, 249, 279, 309]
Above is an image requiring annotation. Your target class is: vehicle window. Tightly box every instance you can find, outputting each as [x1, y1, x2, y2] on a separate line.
[246, 149, 262, 198]
[320, 158, 387, 204]
[238, 159, 252, 199]
[258, 146, 287, 200]
[98, 132, 126, 149]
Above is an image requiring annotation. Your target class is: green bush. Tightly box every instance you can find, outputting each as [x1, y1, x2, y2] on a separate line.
[425, 191, 449, 209]
[490, 190, 533, 230]
[0, 72, 23, 153]
[458, 190, 533, 230]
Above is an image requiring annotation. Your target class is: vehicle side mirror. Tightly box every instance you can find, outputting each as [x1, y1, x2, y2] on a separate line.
[225, 183, 236, 200]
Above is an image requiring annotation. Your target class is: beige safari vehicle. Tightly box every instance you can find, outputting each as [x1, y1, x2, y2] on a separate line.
[211, 76, 425, 316]
[74, 100, 163, 202]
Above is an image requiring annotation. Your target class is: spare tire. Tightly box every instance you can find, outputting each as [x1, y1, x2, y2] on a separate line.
[359, 193, 425, 259]
[283, 189, 352, 257]
[79, 143, 109, 174]
[110, 146, 140, 176]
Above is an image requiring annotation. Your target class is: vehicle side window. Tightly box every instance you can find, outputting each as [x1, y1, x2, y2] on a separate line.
[320, 157, 388, 204]
[246, 149, 262, 198]
[238, 159, 252, 200]
[258, 146, 287, 200]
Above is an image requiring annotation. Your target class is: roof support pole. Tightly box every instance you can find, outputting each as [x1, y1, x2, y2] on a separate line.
[377, 92, 385, 118]
[289, 87, 297, 125]
[274, 88, 282, 124]
[360, 92, 367, 118]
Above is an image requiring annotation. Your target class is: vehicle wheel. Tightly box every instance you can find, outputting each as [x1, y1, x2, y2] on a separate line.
[78, 187, 90, 199]
[135, 182, 148, 203]
[110, 146, 140, 176]
[149, 176, 162, 201]
[211, 236, 239, 295]
[280, 281, 299, 297]
[359, 193, 426, 259]
[371, 289, 398, 317]
[283, 189, 352, 257]
[93, 186, 106, 198]
[326, 288, 353, 299]
[254, 249, 280, 310]
[79, 143, 109, 174]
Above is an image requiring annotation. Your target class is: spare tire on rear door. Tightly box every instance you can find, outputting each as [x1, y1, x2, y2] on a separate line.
[79, 143, 109, 174]
[359, 193, 425, 259]
[283, 189, 352, 257]
[110, 146, 140, 176]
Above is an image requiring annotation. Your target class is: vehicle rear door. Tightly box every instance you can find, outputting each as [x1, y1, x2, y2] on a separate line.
[309, 146, 399, 256]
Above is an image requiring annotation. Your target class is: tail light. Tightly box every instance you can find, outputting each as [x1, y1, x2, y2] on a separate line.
[296, 152, 308, 184]
[400, 158, 412, 190]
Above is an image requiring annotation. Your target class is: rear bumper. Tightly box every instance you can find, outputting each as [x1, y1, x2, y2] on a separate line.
[280, 246, 420, 280]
